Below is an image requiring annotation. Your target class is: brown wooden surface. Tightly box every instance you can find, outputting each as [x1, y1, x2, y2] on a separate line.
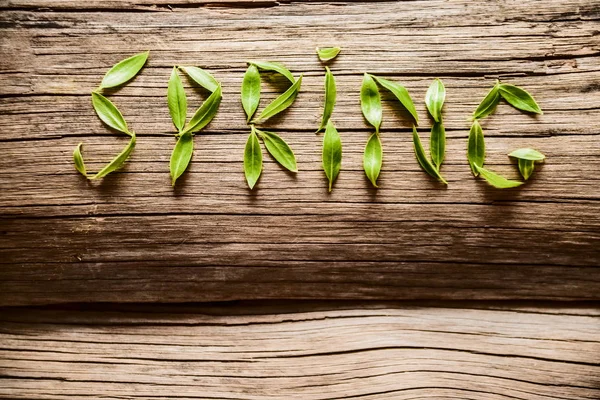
[1, 2, 599, 398]
[1, 1, 599, 305]
[1, 301, 599, 399]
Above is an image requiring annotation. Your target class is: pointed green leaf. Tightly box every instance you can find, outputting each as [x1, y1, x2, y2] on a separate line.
[363, 132, 382, 187]
[430, 121, 445, 170]
[316, 66, 336, 133]
[179, 66, 219, 93]
[244, 128, 262, 189]
[467, 120, 485, 176]
[252, 75, 302, 123]
[360, 74, 382, 133]
[170, 131, 194, 186]
[167, 67, 187, 132]
[257, 128, 297, 172]
[372, 75, 418, 124]
[508, 148, 546, 161]
[473, 83, 500, 120]
[248, 60, 295, 83]
[425, 78, 445, 122]
[91, 92, 129, 134]
[99, 51, 149, 89]
[322, 119, 342, 192]
[316, 47, 341, 62]
[413, 126, 447, 184]
[73, 143, 87, 177]
[89, 133, 136, 179]
[182, 84, 222, 134]
[474, 164, 524, 188]
[518, 159, 535, 180]
[241, 64, 261, 122]
[499, 84, 542, 114]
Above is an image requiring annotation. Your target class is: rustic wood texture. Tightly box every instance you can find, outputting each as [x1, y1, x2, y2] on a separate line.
[0, 302, 598, 399]
[1, 1, 600, 305]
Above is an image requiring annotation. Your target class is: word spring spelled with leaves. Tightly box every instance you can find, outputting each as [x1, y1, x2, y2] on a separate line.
[73, 50, 545, 191]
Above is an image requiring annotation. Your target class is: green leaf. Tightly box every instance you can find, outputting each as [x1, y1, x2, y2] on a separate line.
[89, 133, 136, 179]
[251, 75, 302, 123]
[91, 92, 129, 134]
[499, 84, 543, 114]
[170, 131, 194, 186]
[241, 64, 261, 122]
[413, 126, 447, 184]
[518, 159, 535, 180]
[167, 67, 187, 132]
[473, 83, 500, 120]
[467, 120, 485, 176]
[73, 143, 87, 177]
[248, 60, 295, 83]
[508, 148, 544, 181]
[474, 164, 523, 188]
[316, 47, 341, 62]
[372, 75, 418, 124]
[256, 128, 297, 172]
[99, 51, 149, 89]
[360, 74, 382, 133]
[244, 128, 263, 189]
[182, 84, 222, 134]
[179, 66, 219, 93]
[316, 66, 336, 133]
[363, 132, 382, 187]
[508, 148, 546, 161]
[430, 121, 445, 170]
[425, 78, 445, 122]
[322, 119, 342, 192]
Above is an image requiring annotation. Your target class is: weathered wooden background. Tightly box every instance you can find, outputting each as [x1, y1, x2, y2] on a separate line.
[0, 0, 599, 398]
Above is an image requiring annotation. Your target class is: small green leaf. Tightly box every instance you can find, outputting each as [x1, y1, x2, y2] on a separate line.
[179, 66, 219, 93]
[372, 75, 418, 125]
[508, 148, 546, 161]
[89, 133, 136, 179]
[256, 128, 297, 172]
[244, 128, 263, 189]
[167, 67, 187, 132]
[99, 51, 149, 89]
[182, 84, 222, 134]
[73, 143, 87, 177]
[248, 60, 295, 84]
[170, 131, 194, 186]
[363, 132, 382, 187]
[252, 75, 302, 123]
[322, 119, 342, 192]
[425, 78, 445, 123]
[499, 84, 542, 114]
[91, 92, 129, 134]
[467, 120, 485, 176]
[430, 121, 445, 170]
[473, 83, 500, 120]
[413, 126, 447, 185]
[360, 74, 382, 133]
[316, 47, 341, 62]
[241, 64, 261, 122]
[316, 66, 336, 133]
[474, 164, 523, 188]
[518, 159, 535, 180]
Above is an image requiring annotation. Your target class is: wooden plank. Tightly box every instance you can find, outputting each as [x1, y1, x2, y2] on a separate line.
[0, 302, 598, 399]
[1, 1, 600, 305]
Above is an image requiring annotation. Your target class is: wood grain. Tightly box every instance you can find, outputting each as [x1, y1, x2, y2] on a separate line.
[0, 302, 598, 399]
[1, 0, 600, 305]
